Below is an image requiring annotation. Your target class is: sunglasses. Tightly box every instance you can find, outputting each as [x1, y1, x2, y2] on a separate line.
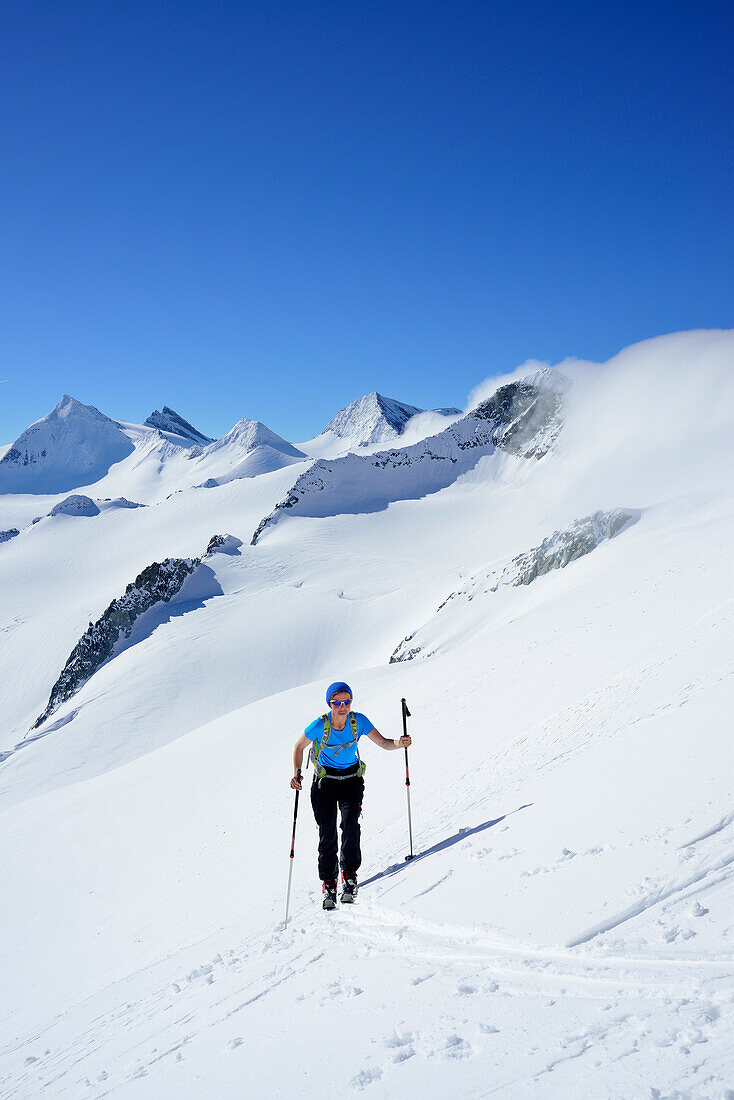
[330, 698, 352, 707]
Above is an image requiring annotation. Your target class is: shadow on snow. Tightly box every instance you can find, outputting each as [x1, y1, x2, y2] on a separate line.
[361, 803, 533, 889]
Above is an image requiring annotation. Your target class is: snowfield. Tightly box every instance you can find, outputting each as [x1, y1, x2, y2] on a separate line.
[0, 330, 733, 1098]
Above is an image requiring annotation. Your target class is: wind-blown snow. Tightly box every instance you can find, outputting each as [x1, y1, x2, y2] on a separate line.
[0, 330, 733, 1098]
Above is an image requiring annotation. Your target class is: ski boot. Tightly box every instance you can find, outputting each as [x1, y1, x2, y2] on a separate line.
[340, 872, 358, 904]
[322, 880, 337, 910]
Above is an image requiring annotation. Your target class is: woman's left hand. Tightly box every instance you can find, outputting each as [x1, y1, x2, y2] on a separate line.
[398, 734, 412, 748]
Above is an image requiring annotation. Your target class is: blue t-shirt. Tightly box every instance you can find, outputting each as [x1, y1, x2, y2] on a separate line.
[304, 711, 374, 770]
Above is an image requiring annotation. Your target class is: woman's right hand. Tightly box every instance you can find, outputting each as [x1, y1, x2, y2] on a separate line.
[290, 774, 302, 790]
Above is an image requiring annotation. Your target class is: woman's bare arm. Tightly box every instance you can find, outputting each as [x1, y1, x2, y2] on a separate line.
[291, 733, 311, 788]
[366, 727, 411, 750]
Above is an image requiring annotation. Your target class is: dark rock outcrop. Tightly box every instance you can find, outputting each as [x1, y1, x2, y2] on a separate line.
[33, 557, 199, 729]
[491, 509, 638, 589]
[205, 533, 242, 556]
[144, 406, 214, 446]
[389, 633, 425, 664]
[470, 375, 564, 459]
[32, 532, 242, 730]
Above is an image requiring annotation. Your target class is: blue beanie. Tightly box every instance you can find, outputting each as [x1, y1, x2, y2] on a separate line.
[326, 681, 352, 705]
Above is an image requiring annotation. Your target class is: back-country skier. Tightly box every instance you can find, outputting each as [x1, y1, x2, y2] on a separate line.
[290, 682, 412, 909]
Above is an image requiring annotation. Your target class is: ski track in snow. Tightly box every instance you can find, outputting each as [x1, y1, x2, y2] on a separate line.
[3, 887, 732, 1099]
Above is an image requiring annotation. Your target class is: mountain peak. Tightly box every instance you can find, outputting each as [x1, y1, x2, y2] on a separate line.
[322, 392, 425, 446]
[321, 392, 461, 448]
[144, 406, 214, 446]
[54, 394, 109, 421]
[0, 396, 134, 494]
[203, 417, 304, 459]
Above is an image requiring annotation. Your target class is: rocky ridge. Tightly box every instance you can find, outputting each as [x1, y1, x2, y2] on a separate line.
[32, 535, 235, 729]
[144, 406, 214, 446]
[252, 371, 566, 544]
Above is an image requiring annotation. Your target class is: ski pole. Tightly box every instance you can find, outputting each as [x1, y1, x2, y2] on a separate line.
[284, 769, 302, 927]
[401, 698, 414, 861]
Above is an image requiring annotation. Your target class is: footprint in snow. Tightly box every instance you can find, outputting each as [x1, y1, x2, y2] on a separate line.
[228, 1038, 244, 1051]
[691, 901, 709, 917]
[385, 1031, 415, 1050]
[662, 926, 696, 943]
[411, 972, 434, 985]
[439, 1034, 473, 1060]
[351, 1067, 383, 1089]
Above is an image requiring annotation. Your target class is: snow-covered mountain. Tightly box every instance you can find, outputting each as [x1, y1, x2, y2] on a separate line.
[70, 414, 306, 504]
[0, 394, 135, 494]
[187, 418, 307, 487]
[143, 405, 214, 446]
[252, 369, 564, 542]
[0, 330, 733, 1098]
[199, 416, 303, 461]
[317, 391, 461, 449]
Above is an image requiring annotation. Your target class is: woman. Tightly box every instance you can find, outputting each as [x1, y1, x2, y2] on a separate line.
[291, 681, 412, 909]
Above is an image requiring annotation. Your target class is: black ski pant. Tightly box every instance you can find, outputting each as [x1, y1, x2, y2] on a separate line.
[310, 774, 364, 882]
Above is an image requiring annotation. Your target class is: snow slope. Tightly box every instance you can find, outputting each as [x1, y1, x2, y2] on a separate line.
[0, 330, 733, 1098]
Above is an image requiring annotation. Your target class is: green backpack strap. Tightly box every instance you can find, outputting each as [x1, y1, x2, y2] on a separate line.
[352, 711, 366, 777]
[312, 714, 331, 780]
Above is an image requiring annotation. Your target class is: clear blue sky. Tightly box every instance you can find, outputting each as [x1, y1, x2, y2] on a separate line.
[1, 0, 732, 443]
